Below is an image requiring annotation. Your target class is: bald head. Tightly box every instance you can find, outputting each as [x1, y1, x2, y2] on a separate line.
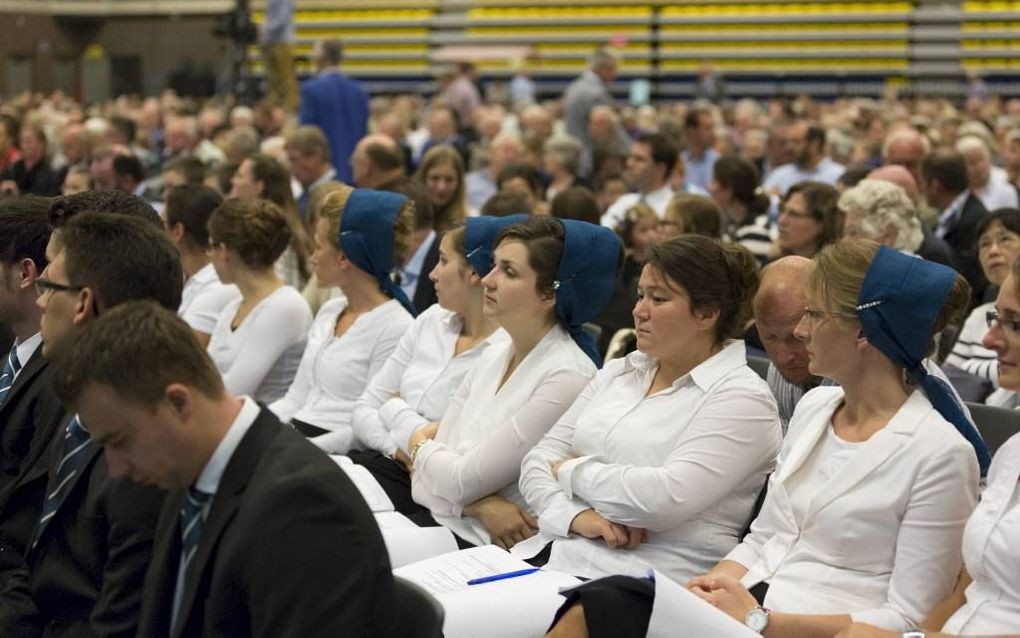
[351, 134, 404, 188]
[754, 256, 814, 387]
[883, 128, 929, 187]
[867, 164, 920, 203]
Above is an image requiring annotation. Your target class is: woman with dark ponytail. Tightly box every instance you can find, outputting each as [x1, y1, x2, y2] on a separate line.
[709, 155, 775, 264]
[518, 235, 782, 582]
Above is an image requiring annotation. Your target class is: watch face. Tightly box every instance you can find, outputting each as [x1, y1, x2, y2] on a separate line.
[745, 608, 769, 633]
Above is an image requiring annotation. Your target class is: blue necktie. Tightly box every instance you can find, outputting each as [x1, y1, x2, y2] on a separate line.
[172, 486, 212, 632]
[31, 415, 92, 550]
[0, 344, 21, 407]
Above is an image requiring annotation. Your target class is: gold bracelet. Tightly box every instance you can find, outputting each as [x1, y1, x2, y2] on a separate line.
[409, 439, 430, 464]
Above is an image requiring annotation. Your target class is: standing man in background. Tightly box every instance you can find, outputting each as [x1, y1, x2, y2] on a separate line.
[261, 0, 299, 114]
[299, 39, 370, 185]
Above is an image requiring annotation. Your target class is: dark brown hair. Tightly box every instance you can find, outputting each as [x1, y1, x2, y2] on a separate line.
[51, 300, 225, 409]
[645, 235, 759, 342]
[783, 181, 843, 253]
[208, 199, 292, 270]
[494, 215, 566, 297]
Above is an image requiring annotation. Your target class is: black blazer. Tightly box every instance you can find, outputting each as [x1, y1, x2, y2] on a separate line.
[0, 350, 67, 583]
[942, 193, 989, 303]
[137, 407, 394, 637]
[411, 233, 440, 314]
[0, 415, 165, 637]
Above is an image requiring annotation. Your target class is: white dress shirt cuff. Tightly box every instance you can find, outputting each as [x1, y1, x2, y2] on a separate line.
[309, 429, 353, 455]
[382, 397, 427, 454]
[722, 543, 759, 572]
[556, 455, 599, 498]
[538, 497, 591, 537]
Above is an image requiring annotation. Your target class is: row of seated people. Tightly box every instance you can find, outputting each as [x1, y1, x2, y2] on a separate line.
[0, 184, 1016, 635]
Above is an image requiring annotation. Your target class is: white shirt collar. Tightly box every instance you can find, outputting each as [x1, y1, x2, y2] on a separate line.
[622, 339, 747, 392]
[193, 396, 261, 496]
[13, 332, 43, 370]
[307, 167, 338, 193]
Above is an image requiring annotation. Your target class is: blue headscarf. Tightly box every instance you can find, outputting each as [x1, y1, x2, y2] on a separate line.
[463, 215, 528, 277]
[338, 189, 417, 317]
[857, 246, 991, 474]
[554, 219, 621, 367]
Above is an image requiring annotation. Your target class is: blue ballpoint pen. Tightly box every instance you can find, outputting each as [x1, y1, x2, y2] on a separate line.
[466, 567, 540, 586]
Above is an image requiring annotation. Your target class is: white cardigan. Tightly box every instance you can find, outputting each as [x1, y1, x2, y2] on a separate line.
[727, 387, 980, 631]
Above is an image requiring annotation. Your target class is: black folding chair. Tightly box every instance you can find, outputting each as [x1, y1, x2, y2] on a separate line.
[965, 401, 1020, 458]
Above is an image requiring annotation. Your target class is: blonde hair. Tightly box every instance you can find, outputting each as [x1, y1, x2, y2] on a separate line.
[415, 145, 467, 231]
[318, 187, 415, 262]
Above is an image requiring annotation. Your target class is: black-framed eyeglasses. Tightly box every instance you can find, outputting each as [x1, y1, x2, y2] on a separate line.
[986, 309, 1020, 334]
[35, 278, 85, 298]
[802, 307, 858, 323]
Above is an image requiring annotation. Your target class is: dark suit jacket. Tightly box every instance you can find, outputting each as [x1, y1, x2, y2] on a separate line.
[0, 416, 165, 637]
[0, 350, 66, 582]
[412, 233, 440, 314]
[941, 193, 989, 303]
[136, 408, 394, 637]
[299, 71, 369, 184]
[917, 226, 956, 269]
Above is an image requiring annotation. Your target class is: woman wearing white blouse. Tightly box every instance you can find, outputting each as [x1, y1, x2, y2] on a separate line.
[685, 240, 988, 636]
[351, 216, 519, 510]
[838, 258, 1020, 638]
[269, 187, 417, 452]
[206, 199, 312, 403]
[518, 235, 782, 582]
[404, 216, 621, 548]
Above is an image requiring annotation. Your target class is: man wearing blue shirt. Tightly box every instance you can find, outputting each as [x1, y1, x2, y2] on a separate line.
[763, 121, 845, 196]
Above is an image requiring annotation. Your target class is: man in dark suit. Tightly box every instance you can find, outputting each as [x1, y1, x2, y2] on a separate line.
[385, 180, 439, 313]
[51, 301, 395, 636]
[299, 39, 369, 185]
[0, 196, 65, 497]
[924, 150, 990, 303]
[0, 206, 182, 636]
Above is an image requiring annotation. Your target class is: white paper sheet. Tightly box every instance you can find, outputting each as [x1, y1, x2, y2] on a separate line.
[382, 526, 459, 569]
[395, 545, 582, 638]
[330, 454, 394, 513]
[648, 570, 761, 637]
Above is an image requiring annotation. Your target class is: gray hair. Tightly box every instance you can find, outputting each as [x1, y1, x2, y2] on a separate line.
[589, 47, 619, 70]
[839, 179, 923, 253]
[543, 135, 583, 175]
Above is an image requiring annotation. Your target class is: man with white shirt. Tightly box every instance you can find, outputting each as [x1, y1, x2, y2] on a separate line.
[0, 196, 65, 497]
[763, 121, 845, 196]
[165, 184, 240, 348]
[284, 125, 337, 218]
[957, 135, 1019, 211]
[48, 301, 395, 636]
[681, 106, 719, 191]
[601, 132, 678, 228]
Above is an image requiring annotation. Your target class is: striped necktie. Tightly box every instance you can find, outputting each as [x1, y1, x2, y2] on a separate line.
[0, 344, 21, 407]
[172, 486, 212, 633]
[31, 415, 92, 551]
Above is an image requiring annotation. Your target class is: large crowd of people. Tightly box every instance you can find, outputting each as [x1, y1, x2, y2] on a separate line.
[0, 38, 1018, 637]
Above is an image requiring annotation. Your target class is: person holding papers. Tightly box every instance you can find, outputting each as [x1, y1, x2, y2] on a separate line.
[405, 216, 620, 548]
[518, 235, 781, 583]
[351, 215, 519, 511]
[50, 302, 394, 636]
[546, 239, 987, 637]
[270, 187, 416, 452]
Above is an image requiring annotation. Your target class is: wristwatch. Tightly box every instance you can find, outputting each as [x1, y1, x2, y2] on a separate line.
[744, 606, 770, 633]
[902, 631, 926, 638]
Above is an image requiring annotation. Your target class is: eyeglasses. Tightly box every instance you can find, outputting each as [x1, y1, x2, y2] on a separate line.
[35, 278, 85, 298]
[977, 232, 1020, 253]
[802, 307, 858, 324]
[986, 309, 1020, 334]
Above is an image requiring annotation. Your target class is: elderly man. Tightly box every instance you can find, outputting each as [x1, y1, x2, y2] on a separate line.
[753, 256, 824, 431]
[563, 48, 618, 156]
[284, 125, 336, 217]
[882, 127, 930, 191]
[465, 131, 523, 211]
[350, 134, 405, 190]
[957, 135, 1019, 211]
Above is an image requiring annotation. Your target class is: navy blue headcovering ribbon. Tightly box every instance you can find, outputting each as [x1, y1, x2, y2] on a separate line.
[554, 219, 621, 367]
[858, 246, 991, 474]
[463, 214, 528, 277]
[339, 189, 418, 317]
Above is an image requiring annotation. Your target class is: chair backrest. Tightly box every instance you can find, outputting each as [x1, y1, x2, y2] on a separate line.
[391, 576, 445, 638]
[746, 355, 770, 382]
[965, 401, 1020, 458]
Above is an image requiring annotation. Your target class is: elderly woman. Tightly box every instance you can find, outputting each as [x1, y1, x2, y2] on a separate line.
[544, 135, 585, 202]
[839, 178, 924, 255]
